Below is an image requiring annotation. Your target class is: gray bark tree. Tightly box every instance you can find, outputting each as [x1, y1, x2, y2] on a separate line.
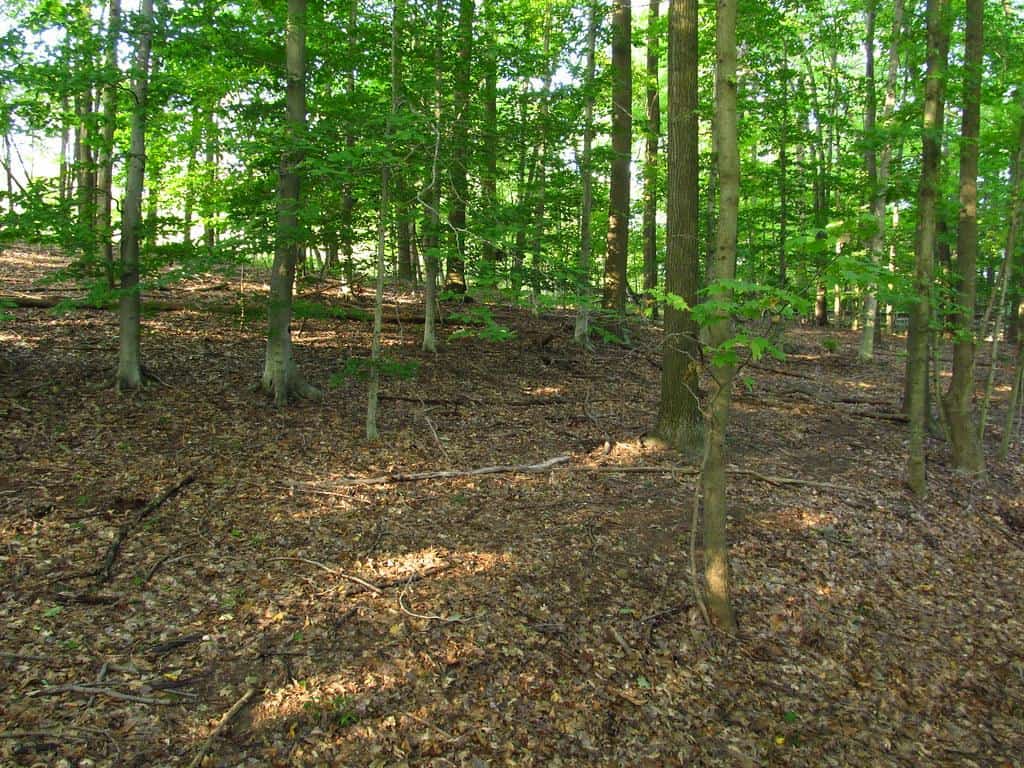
[116, 0, 155, 392]
[262, 0, 321, 404]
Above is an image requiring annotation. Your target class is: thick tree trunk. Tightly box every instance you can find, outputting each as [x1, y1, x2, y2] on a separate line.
[602, 0, 632, 313]
[262, 0, 321, 405]
[701, 0, 739, 634]
[642, 0, 661, 318]
[117, 0, 154, 392]
[574, 4, 598, 345]
[907, 0, 950, 495]
[942, 0, 984, 471]
[656, 0, 702, 457]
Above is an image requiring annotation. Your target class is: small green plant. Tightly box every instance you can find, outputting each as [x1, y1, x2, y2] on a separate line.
[303, 694, 359, 729]
[448, 306, 517, 342]
[330, 356, 420, 387]
[822, 337, 839, 353]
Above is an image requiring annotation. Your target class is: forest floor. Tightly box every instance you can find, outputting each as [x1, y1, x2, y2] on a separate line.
[1, 245, 1023, 768]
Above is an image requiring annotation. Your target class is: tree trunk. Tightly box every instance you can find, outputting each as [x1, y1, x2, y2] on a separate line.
[701, 0, 739, 634]
[656, 0, 702, 457]
[480, 0, 498, 272]
[602, 0, 632, 313]
[941, 0, 984, 471]
[262, 0, 321, 404]
[574, 4, 599, 345]
[445, 0, 473, 293]
[907, 0, 950, 495]
[422, 0, 444, 352]
[117, 0, 154, 392]
[778, 40, 789, 288]
[529, 5, 553, 305]
[642, 0, 661, 318]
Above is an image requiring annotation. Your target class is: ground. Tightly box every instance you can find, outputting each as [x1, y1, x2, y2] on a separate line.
[1, 246, 1022, 767]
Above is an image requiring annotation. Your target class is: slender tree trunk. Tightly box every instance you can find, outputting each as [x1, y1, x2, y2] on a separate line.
[339, 0, 359, 288]
[480, 0, 498, 272]
[702, 0, 739, 634]
[602, 0, 632, 313]
[642, 0, 661, 318]
[422, 0, 444, 352]
[778, 40, 789, 288]
[907, 0, 950, 495]
[445, 0, 473, 293]
[656, 0, 702, 457]
[574, 3, 599, 345]
[369, 0, 403, 440]
[116, 0, 154, 392]
[529, 5, 553, 305]
[859, 0, 880, 359]
[94, 0, 120, 289]
[203, 112, 217, 253]
[262, 0, 321, 404]
[942, 0, 984, 471]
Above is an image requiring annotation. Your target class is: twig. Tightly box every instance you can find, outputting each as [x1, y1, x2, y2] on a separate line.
[292, 455, 571, 491]
[402, 711, 456, 741]
[188, 686, 257, 768]
[418, 396, 451, 466]
[98, 474, 196, 583]
[398, 574, 473, 623]
[142, 548, 190, 586]
[267, 556, 384, 594]
[29, 684, 170, 705]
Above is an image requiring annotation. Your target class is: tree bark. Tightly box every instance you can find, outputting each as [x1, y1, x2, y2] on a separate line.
[262, 0, 321, 404]
[574, 3, 599, 345]
[117, 0, 154, 392]
[422, 0, 445, 352]
[907, 0, 950, 495]
[941, 0, 984, 471]
[701, 0, 739, 633]
[94, 0, 122, 290]
[602, 0, 632, 313]
[642, 0, 661, 318]
[480, 0, 499, 273]
[445, 0, 473, 293]
[656, 0, 702, 457]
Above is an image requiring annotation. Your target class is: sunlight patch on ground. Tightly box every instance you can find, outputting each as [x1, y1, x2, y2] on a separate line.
[524, 385, 562, 397]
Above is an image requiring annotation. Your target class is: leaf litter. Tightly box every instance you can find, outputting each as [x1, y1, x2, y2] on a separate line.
[1, 247, 1022, 767]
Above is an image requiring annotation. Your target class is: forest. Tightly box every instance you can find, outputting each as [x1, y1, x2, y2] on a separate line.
[1, 0, 1023, 765]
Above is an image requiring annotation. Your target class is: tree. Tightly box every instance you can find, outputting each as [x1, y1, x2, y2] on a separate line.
[117, 0, 155, 392]
[262, 0, 321, 404]
[656, 0, 702, 457]
[444, 0, 473, 293]
[574, 2, 599, 345]
[941, 0, 984, 472]
[859, 0, 903, 360]
[907, 0, 950, 495]
[642, 0, 660, 317]
[701, 0, 739, 633]
[602, 0, 631, 313]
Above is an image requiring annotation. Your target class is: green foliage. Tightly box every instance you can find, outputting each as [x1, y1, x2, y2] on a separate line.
[330, 356, 419, 387]
[302, 694, 359, 730]
[291, 299, 371, 323]
[448, 306, 517, 342]
[821, 337, 839, 353]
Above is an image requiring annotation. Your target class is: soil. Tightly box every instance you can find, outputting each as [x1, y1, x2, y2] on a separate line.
[2, 246, 1022, 767]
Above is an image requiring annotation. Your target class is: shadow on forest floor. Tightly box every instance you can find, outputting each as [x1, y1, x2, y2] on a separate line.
[2, 248, 1023, 766]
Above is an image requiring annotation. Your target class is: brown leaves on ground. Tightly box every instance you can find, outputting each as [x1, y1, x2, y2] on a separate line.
[1, 248, 1022, 767]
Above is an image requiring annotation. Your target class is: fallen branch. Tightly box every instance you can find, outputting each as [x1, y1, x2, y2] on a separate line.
[268, 556, 384, 594]
[291, 455, 571, 491]
[29, 684, 171, 705]
[98, 474, 196, 584]
[188, 686, 257, 768]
